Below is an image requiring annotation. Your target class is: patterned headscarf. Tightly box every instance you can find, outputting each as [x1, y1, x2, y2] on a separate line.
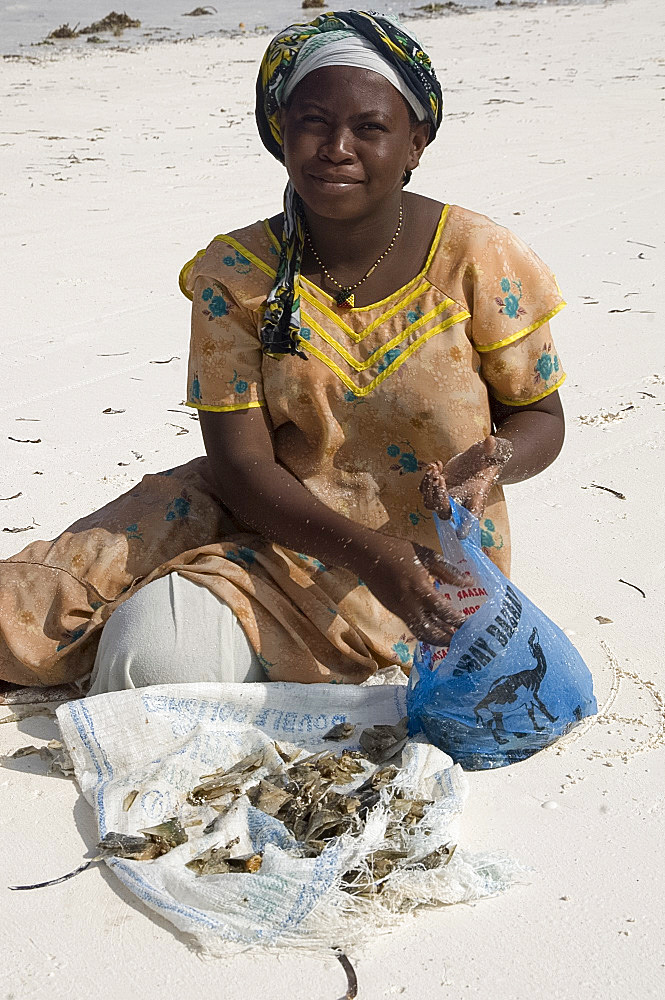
[255, 10, 443, 359]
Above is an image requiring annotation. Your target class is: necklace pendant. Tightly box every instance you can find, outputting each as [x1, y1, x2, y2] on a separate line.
[335, 290, 354, 310]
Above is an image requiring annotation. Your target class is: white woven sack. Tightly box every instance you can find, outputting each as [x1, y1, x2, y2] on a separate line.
[57, 681, 517, 955]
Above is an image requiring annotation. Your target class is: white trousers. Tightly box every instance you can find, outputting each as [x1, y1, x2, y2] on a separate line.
[88, 573, 265, 696]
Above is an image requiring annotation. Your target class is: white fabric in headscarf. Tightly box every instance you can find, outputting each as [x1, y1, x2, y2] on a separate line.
[278, 30, 429, 122]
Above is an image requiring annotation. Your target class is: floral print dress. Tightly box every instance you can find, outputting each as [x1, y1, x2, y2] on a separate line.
[0, 205, 565, 688]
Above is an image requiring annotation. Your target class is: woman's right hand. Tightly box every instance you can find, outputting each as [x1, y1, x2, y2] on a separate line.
[361, 535, 467, 646]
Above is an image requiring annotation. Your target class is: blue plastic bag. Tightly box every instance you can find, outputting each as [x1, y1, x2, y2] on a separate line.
[407, 500, 597, 769]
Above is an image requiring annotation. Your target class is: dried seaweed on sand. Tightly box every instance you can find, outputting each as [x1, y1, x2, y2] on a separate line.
[80, 12, 141, 35]
[48, 24, 79, 39]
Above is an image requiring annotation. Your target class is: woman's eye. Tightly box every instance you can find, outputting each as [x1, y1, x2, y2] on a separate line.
[359, 122, 386, 132]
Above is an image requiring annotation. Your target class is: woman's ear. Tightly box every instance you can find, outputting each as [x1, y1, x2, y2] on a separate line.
[406, 121, 431, 171]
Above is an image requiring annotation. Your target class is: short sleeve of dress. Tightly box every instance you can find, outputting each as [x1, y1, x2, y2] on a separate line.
[469, 224, 567, 406]
[186, 273, 265, 413]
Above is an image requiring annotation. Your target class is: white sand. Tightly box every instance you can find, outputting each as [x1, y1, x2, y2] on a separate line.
[1, 0, 664, 995]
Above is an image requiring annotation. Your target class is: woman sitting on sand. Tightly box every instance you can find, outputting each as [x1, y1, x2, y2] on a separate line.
[0, 10, 565, 694]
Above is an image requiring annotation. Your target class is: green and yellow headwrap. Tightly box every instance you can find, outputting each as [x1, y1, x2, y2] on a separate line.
[255, 10, 443, 360]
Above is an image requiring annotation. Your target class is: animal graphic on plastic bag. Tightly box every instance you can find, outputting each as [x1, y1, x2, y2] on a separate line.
[407, 500, 596, 769]
[473, 628, 558, 745]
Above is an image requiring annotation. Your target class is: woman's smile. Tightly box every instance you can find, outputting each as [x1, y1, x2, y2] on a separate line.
[309, 173, 364, 190]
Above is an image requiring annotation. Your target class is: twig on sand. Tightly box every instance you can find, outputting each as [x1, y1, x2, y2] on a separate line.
[583, 483, 626, 500]
[9, 860, 96, 891]
[334, 951, 358, 999]
[618, 579, 646, 599]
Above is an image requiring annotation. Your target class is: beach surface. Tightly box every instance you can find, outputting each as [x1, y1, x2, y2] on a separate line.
[1, 0, 664, 996]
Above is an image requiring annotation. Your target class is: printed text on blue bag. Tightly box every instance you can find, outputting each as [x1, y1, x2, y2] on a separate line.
[453, 585, 523, 677]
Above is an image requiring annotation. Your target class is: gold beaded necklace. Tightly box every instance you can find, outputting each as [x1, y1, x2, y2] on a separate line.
[305, 203, 404, 310]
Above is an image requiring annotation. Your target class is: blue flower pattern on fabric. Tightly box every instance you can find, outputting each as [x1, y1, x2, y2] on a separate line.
[227, 369, 248, 394]
[226, 546, 256, 567]
[392, 641, 411, 664]
[208, 295, 228, 318]
[191, 374, 201, 402]
[406, 305, 424, 325]
[257, 653, 274, 676]
[222, 250, 251, 275]
[374, 346, 401, 374]
[408, 508, 431, 526]
[299, 326, 311, 341]
[480, 517, 504, 550]
[126, 523, 143, 541]
[201, 282, 231, 322]
[496, 277, 526, 320]
[297, 552, 326, 572]
[56, 626, 86, 653]
[165, 496, 191, 521]
[533, 341, 560, 387]
[343, 388, 365, 408]
[387, 441, 424, 476]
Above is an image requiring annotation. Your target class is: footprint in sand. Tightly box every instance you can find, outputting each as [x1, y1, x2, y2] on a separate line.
[548, 639, 665, 762]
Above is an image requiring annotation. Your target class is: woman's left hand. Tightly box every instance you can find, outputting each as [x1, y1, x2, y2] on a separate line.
[419, 435, 513, 522]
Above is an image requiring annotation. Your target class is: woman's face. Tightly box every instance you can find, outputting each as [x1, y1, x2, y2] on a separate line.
[279, 66, 429, 221]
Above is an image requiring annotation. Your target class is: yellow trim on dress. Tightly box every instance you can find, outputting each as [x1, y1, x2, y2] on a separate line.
[185, 399, 267, 413]
[302, 299, 455, 371]
[299, 282, 430, 342]
[297, 204, 449, 315]
[179, 250, 206, 300]
[180, 207, 451, 340]
[178, 236, 277, 301]
[213, 235, 277, 279]
[473, 301, 567, 353]
[489, 372, 567, 407]
[306, 310, 471, 397]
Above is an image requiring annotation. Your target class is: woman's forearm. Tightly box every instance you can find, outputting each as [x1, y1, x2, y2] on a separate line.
[493, 392, 565, 486]
[217, 455, 386, 571]
[200, 410, 389, 576]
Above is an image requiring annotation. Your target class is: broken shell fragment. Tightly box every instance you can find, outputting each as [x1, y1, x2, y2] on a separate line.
[358, 718, 409, 764]
[247, 779, 293, 816]
[98, 832, 163, 861]
[122, 790, 139, 812]
[188, 749, 270, 804]
[186, 846, 263, 877]
[139, 818, 188, 850]
[323, 722, 356, 741]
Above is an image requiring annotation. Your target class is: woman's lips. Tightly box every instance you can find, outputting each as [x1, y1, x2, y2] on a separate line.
[309, 174, 363, 190]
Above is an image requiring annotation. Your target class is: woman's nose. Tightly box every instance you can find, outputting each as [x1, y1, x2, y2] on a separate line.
[319, 127, 355, 162]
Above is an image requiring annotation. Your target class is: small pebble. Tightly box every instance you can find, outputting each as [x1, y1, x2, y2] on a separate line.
[541, 800, 558, 809]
